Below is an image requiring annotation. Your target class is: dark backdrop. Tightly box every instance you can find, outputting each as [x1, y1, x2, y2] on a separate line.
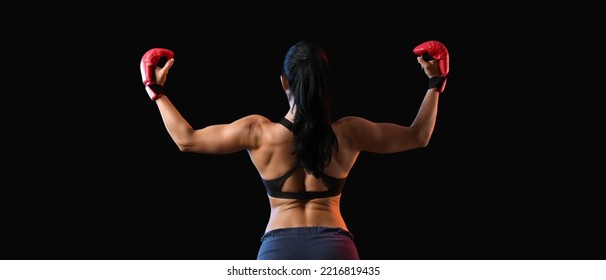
[3, 7, 602, 260]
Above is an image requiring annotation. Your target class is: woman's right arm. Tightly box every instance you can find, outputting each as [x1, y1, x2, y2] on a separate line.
[338, 56, 442, 154]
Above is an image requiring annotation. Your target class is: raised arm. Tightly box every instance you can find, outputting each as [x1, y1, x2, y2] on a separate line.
[140, 48, 262, 154]
[155, 97, 263, 154]
[337, 43, 448, 154]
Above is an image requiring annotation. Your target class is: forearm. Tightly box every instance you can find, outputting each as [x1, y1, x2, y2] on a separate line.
[410, 88, 440, 145]
[154, 96, 195, 148]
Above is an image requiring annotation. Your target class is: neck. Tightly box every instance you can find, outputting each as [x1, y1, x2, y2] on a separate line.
[284, 106, 296, 122]
[284, 90, 296, 122]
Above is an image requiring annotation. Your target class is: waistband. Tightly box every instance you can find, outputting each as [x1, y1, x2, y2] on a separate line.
[261, 227, 354, 240]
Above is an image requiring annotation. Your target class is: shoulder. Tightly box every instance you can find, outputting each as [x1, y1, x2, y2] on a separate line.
[236, 114, 271, 124]
[232, 114, 273, 135]
[332, 116, 373, 146]
[332, 116, 371, 132]
[233, 115, 272, 149]
[218, 114, 271, 137]
[240, 114, 271, 122]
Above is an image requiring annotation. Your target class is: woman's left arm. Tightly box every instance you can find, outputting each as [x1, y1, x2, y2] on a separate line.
[156, 97, 264, 154]
[145, 55, 264, 154]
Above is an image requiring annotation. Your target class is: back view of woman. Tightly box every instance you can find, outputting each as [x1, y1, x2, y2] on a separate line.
[140, 40, 447, 259]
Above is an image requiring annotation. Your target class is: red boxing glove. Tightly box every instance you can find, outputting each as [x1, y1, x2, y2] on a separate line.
[140, 48, 174, 101]
[413, 40, 449, 92]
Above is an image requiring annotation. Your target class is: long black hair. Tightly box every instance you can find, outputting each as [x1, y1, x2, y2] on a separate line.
[282, 41, 338, 178]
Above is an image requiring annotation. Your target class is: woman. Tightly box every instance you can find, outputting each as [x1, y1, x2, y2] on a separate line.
[141, 41, 444, 259]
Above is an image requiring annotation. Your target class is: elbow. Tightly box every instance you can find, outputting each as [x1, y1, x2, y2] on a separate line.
[414, 130, 432, 149]
[174, 138, 194, 153]
[176, 144, 190, 152]
[417, 137, 430, 148]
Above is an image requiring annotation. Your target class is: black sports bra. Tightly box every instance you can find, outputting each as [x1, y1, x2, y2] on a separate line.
[261, 118, 346, 199]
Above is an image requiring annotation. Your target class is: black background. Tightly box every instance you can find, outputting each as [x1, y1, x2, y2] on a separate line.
[3, 7, 602, 260]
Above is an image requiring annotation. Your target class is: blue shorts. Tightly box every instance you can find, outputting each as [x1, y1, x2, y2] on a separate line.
[256, 227, 360, 260]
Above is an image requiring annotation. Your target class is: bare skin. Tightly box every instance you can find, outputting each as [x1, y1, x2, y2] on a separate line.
[151, 55, 441, 233]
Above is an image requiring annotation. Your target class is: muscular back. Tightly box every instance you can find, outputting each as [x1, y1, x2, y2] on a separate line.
[246, 116, 362, 232]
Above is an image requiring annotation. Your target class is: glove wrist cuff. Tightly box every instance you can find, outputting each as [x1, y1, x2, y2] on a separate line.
[147, 84, 166, 101]
[428, 76, 445, 91]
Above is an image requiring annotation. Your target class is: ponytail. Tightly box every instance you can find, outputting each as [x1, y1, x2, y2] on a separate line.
[283, 41, 338, 178]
